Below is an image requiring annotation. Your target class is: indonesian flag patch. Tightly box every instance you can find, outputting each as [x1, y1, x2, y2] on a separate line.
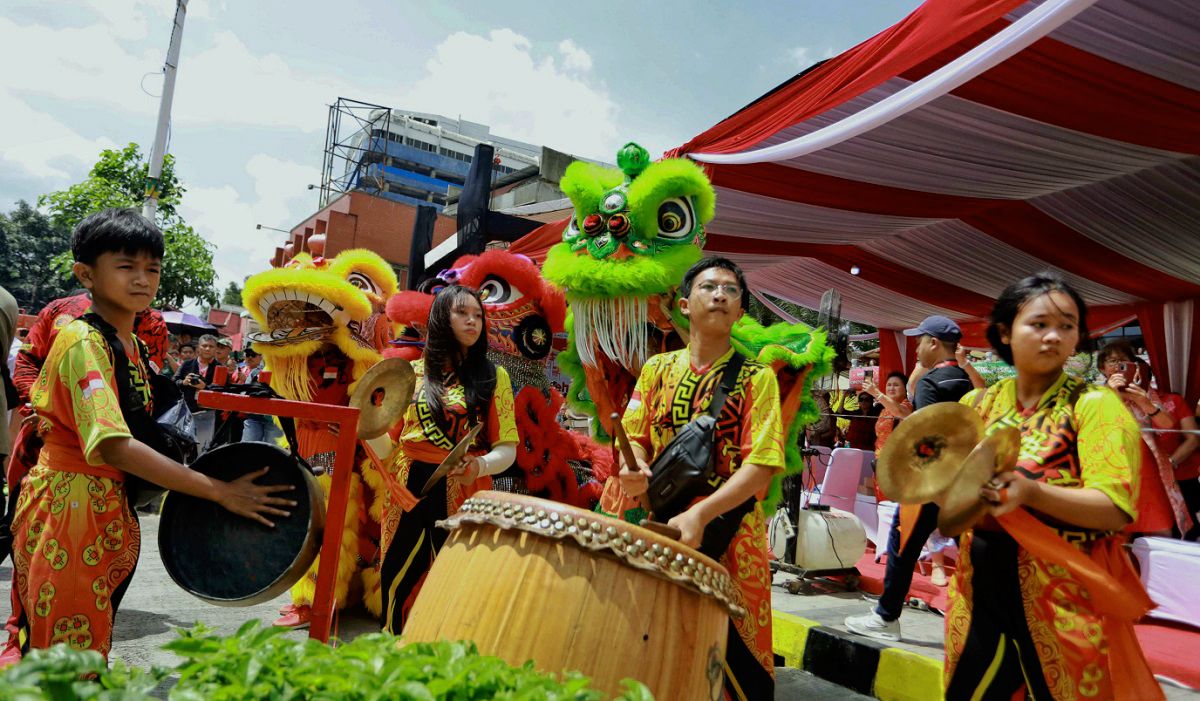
[78, 371, 106, 400]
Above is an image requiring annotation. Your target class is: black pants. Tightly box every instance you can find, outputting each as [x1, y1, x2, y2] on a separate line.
[1177, 478, 1200, 541]
[379, 461, 448, 635]
[945, 531, 1054, 701]
[0, 462, 17, 566]
[875, 502, 940, 621]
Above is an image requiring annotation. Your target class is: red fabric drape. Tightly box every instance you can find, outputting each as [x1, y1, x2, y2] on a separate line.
[668, 0, 1027, 158]
[964, 204, 1200, 301]
[878, 329, 904, 378]
[508, 219, 568, 264]
[1188, 309, 1200, 408]
[902, 24, 1200, 153]
[1137, 302, 1171, 394]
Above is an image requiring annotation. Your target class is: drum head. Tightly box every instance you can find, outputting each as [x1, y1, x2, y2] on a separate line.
[158, 441, 324, 606]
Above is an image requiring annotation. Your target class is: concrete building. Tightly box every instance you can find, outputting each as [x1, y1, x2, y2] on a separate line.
[344, 109, 541, 212]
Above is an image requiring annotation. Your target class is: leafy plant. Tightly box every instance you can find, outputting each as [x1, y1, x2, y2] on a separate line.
[0, 645, 165, 701]
[0, 622, 654, 701]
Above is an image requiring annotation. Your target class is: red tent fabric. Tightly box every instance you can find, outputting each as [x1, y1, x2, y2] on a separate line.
[515, 0, 1200, 402]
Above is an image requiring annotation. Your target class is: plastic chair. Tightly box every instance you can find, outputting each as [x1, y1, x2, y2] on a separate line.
[814, 447, 866, 512]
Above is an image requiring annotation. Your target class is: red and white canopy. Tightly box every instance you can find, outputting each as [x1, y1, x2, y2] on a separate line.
[515, 0, 1200, 402]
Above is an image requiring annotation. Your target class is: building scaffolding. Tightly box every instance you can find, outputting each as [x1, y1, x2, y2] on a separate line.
[318, 97, 392, 208]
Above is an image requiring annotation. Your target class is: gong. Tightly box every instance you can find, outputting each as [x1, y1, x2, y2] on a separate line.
[158, 441, 324, 606]
[349, 357, 415, 439]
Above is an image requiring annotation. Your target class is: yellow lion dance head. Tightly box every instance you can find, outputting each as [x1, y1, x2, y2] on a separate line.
[243, 250, 398, 402]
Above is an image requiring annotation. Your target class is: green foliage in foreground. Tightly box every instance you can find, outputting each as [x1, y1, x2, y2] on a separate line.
[0, 622, 653, 701]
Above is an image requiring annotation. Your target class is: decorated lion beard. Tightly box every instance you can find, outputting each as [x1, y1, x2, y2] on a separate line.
[242, 249, 398, 621]
[541, 142, 836, 521]
[385, 249, 611, 508]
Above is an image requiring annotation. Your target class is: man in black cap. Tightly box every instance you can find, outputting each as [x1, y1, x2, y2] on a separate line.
[846, 315, 971, 641]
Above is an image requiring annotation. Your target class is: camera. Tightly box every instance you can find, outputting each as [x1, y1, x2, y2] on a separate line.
[1116, 361, 1133, 376]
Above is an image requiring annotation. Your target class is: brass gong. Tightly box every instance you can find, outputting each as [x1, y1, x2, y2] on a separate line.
[349, 357, 416, 439]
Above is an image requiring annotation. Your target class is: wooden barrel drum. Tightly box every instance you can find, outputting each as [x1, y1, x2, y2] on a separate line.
[401, 491, 742, 701]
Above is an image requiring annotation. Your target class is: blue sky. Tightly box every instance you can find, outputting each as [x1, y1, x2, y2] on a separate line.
[0, 0, 922, 290]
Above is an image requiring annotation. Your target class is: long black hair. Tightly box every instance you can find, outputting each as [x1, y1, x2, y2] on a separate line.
[986, 272, 1092, 366]
[422, 284, 496, 418]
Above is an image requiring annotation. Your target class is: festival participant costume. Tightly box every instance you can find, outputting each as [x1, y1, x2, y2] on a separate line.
[380, 358, 517, 633]
[541, 142, 832, 523]
[11, 320, 148, 657]
[3, 295, 166, 654]
[621, 347, 784, 701]
[385, 249, 609, 508]
[241, 250, 397, 626]
[945, 374, 1162, 701]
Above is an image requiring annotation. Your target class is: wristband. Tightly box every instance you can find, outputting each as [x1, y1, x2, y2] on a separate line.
[1148, 406, 1162, 418]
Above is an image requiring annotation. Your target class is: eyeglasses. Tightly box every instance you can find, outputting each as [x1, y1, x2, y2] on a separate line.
[696, 282, 742, 297]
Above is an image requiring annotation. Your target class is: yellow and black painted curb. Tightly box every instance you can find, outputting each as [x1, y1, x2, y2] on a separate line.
[772, 611, 945, 701]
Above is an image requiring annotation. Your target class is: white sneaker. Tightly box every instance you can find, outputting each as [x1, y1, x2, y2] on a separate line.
[844, 611, 901, 641]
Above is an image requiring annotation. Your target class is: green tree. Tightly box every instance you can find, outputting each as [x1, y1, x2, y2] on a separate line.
[221, 280, 244, 306]
[0, 201, 76, 309]
[39, 143, 218, 308]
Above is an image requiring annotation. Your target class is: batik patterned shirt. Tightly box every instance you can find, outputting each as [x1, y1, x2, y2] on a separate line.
[622, 346, 785, 481]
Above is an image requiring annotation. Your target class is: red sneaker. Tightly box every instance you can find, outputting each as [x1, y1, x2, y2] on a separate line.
[0, 639, 21, 669]
[272, 604, 311, 629]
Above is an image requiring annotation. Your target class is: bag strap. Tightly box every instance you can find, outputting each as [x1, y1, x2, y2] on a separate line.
[80, 313, 146, 421]
[707, 352, 745, 419]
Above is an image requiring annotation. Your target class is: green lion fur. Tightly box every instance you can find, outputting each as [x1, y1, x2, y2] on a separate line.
[625, 158, 716, 235]
[543, 241, 702, 299]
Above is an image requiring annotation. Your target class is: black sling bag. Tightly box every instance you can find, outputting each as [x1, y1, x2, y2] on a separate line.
[645, 353, 756, 559]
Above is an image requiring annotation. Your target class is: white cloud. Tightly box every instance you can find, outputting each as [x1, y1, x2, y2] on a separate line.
[179, 154, 321, 288]
[558, 39, 593, 72]
[406, 30, 619, 160]
[0, 89, 118, 179]
[789, 46, 837, 69]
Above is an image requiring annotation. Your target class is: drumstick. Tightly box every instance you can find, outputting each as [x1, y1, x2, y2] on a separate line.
[610, 412, 642, 476]
[610, 413, 683, 542]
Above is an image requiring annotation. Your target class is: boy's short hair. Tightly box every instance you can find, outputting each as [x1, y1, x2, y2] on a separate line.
[71, 208, 165, 265]
[178, 342, 196, 351]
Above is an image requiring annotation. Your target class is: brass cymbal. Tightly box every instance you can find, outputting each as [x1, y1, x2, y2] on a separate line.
[938, 427, 1021, 536]
[876, 403, 983, 504]
[349, 358, 416, 439]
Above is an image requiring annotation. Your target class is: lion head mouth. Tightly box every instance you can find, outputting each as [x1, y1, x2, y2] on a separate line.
[247, 292, 343, 346]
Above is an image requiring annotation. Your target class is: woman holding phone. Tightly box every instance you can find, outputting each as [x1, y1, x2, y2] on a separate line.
[1096, 341, 1192, 536]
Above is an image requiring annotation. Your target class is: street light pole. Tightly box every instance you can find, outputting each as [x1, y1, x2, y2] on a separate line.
[143, 0, 188, 222]
[256, 224, 291, 234]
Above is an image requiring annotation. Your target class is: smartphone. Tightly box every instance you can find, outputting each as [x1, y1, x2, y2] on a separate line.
[849, 367, 879, 391]
[1116, 361, 1133, 376]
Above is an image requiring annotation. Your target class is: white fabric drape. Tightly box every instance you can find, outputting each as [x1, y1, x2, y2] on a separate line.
[1163, 300, 1195, 395]
[692, 0, 1101, 165]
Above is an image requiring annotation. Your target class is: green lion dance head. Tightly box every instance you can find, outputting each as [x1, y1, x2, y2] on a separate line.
[543, 142, 716, 435]
[545, 142, 715, 299]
